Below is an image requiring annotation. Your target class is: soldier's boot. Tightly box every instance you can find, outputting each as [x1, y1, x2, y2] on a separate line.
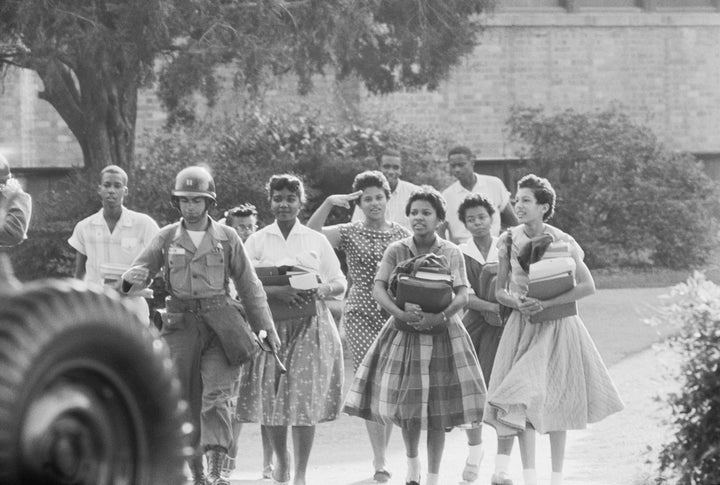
[206, 447, 231, 485]
[221, 454, 236, 482]
[188, 454, 207, 485]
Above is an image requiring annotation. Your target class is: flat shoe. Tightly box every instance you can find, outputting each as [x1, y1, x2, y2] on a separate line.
[263, 464, 274, 479]
[491, 471, 513, 485]
[373, 469, 391, 482]
[271, 454, 291, 485]
[462, 461, 480, 482]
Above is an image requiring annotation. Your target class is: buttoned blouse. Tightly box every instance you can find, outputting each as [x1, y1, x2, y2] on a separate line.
[68, 207, 159, 285]
[244, 220, 347, 293]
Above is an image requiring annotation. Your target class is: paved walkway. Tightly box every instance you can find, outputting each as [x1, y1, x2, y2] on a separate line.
[220, 287, 680, 485]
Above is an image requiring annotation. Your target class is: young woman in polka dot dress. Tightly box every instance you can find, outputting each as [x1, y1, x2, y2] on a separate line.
[307, 170, 410, 482]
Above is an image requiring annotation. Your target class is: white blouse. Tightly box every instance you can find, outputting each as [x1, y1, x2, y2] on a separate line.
[244, 220, 347, 294]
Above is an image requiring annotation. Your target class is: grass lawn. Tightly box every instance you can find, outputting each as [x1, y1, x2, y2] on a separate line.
[592, 265, 720, 289]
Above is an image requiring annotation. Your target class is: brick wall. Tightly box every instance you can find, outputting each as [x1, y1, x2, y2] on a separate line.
[357, 11, 720, 158]
[2, 8, 719, 170]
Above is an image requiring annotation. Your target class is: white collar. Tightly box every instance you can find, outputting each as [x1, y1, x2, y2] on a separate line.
[89, 206, 133, 228]
[459, 236, 499, 264]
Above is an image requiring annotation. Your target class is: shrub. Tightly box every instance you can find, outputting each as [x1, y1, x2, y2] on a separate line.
[132, 111, 454, 227]
[507, 106, 720, 270]
[11, 110, 453, 280]
[650, 273, 720, 484]
[10, 170, 99, 280]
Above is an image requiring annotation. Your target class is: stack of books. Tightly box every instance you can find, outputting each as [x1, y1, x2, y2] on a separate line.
[527, 254, 577, 324]
[255, 266, 320, 320]
[395, 271, 453, 314]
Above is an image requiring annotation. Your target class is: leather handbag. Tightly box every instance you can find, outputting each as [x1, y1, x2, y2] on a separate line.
[389, 253, 454, 335]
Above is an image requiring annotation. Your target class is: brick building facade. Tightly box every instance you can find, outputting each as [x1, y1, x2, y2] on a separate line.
[1, 1, 719, 179]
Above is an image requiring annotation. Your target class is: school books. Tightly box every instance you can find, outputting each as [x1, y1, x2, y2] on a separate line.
[395, 274, 453, 314]
[541, 241, 572, 259]
[528, 256, 576, 281]
[527, 259, 577, 323]
[255, 266, 320, 320]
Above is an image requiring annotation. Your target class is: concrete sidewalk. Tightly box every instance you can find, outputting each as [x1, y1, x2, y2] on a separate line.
[226, 346, 678, 485]
[222, 287, 680, 485]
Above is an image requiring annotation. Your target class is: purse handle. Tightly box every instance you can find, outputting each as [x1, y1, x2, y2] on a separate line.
[410, 253, 438, 275]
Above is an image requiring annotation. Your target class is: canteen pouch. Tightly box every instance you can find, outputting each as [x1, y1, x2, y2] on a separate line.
[201, 305, 257, 366]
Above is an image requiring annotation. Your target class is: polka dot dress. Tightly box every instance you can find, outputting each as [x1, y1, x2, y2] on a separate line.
[338, 221, 411, 371]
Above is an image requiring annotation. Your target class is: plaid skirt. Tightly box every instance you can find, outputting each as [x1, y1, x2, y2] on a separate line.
[343, 315, 486, 430]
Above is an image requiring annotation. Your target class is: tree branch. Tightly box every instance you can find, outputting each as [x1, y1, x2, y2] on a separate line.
[35, 58, 86, 144]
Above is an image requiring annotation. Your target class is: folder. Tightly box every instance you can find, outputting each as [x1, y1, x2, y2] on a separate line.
[527, 271, 577, 323]
[254, 266, 318, 321]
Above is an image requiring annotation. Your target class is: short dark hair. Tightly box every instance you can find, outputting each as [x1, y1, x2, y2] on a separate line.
[458, 193, 495, 224]
[267, 174, 305, 204]
[517, 174, 556, 221]
[380, 148, 402, 161]
[225, 203, 257, 223]
[100, 165, 128, 185]
[352, 170, 391, 198]
[405, 185, 447, 221]
[448, 145, 474, 160]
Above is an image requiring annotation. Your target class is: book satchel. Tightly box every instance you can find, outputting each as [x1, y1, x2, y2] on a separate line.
[389, 253, 454, 335]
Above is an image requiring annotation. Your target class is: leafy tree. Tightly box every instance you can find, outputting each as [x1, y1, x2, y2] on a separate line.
[507, 106, 720, 269]
[0, 0, 489, 170]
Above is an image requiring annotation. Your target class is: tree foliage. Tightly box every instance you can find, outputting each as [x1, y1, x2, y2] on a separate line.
[507, 106, 720, 270]
[10, 111, 453, 280]
[0, 0, 489, 168]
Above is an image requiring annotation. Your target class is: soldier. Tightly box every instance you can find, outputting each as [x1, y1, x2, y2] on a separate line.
[0, 153, 32, 248]
[121, 166, 280, 485]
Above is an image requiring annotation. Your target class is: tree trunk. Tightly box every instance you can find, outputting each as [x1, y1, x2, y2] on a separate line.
[35, 56, 138, 172]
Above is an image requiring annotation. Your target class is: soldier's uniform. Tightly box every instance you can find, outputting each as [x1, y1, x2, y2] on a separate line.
[124, 167, 275, 485]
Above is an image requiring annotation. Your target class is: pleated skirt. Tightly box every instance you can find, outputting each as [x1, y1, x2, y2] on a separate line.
[343, 316, 486, 430]
[484, 310, 624, 436]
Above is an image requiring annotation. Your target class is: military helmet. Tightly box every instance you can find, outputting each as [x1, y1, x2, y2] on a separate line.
[172, 166, 216, 201]
[0, 153, 11, 183]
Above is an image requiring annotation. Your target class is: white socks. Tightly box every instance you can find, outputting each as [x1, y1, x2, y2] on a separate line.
[523, 468, 537, 485]
[426, 472, 439, 485]
[494, 454, 511, 474]
[467, 443, 484, 465]
[406, 456, 421, 482]
[550, 471, 563, 485]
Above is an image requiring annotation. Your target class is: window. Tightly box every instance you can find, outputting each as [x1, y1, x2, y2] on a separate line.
[500, 0, 562, 9]
[655, 0, 717, 9]
[575, 0, 638, 7]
